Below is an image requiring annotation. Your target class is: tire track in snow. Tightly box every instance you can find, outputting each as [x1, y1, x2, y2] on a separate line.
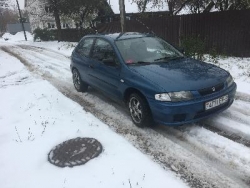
[1, 45, 249, 188]
[201, 115, 250, 141]
[17, 44, 71, 59]
[3, 46, 71, 81]
[235, 92, 250, 102]
[154, 124, 250, 185]
[197, 100, 250, 148]
[230, 100, 250, 117]
[221, 107, 250, 126]
[201, 122, 250, 147]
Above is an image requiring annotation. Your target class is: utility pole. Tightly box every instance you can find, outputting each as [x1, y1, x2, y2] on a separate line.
[119, 0, 126, 32]
[15, 0, 27, 41]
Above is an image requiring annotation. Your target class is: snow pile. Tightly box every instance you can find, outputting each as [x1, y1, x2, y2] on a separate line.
[2, 32, 13, 40]
[1, 31, 33, 41]
[0, 50, 188, 188]
[207, 56, 250, 94]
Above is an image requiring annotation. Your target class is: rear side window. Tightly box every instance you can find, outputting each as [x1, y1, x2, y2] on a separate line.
[75, 38, 94, 57]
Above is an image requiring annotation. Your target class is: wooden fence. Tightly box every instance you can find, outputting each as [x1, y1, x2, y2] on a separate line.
[97, 10, 250, 57]
[60, 10, 250, 57]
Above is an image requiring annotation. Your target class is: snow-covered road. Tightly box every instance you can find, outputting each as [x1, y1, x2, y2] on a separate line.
[1, 43, 250, 188]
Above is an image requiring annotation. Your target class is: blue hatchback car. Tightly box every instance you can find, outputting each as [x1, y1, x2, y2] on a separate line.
[70, 32, 237, 127]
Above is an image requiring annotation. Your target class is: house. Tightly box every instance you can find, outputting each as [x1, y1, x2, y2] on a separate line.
[24, 0, 74, 31]
[24, 0, 114, 32]
[0, 0, 9, 8]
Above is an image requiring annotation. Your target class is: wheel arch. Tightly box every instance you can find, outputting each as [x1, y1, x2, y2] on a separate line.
[71, 66, 77, 73]
[123, 87, 148, 104]
[124, 87, 154, 127]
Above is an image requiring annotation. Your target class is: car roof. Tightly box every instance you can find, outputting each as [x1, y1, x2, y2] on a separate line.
[84, 32, 154, 41]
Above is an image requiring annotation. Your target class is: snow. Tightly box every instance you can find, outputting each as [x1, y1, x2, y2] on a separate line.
[182, 126, 250, 176]
[1, 32, 250, 187]
[2, 31, 33, 42]
[0, 49, 188, 187]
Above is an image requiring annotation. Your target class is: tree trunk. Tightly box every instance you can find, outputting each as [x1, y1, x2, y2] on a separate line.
[142, 0, 149, 12]
[168, 1, 174, 15]
[119, 0, 126, 32]
[51, 0, 62, 42]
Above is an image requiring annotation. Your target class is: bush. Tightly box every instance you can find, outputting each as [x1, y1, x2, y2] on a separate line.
[181, 36, 205, 60]
[33, 28, 56, 41]
[209, 47, 219, 63]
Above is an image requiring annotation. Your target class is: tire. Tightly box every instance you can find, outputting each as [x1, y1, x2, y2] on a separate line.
[72, 69, 88, 92]
[128, 93, 153, 128]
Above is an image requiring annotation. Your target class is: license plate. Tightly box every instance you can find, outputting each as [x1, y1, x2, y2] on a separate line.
[205, 95, 228, 110]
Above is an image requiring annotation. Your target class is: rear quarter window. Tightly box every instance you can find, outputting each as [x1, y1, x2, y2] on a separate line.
[75, 38, 94, 57]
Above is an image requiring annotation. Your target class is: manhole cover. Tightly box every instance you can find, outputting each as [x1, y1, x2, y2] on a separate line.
[48, 137, 102, 167]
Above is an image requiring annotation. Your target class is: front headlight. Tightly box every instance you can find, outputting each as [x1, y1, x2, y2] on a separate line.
[226, 75, 234, 87]
[155, 91, 193, 102]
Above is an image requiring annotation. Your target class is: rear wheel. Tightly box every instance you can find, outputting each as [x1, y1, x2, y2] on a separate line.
[72, 69, 88, 92]
[128, 93, 153, 128]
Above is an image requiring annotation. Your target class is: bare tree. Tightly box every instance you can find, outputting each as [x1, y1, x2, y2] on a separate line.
[132, 0, 191, 15]
[48, 0, 61, 41]
[58, 0, 111, 29]
[186, 0, 250, 13]
[132, 0, 249, 15]
[133, 0, 150, 12]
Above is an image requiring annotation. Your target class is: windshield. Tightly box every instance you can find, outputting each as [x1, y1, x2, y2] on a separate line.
[115, 37, 184, 65]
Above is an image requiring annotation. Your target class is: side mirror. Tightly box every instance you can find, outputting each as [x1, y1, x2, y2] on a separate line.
[177, 47, 184, 54]
[103, 58, 117, 67]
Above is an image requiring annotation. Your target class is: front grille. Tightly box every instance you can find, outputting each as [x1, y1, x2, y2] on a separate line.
[198, 83, 224, 96]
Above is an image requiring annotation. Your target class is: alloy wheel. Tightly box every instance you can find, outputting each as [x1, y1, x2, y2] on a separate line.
[73, 70, 81, 90]
[129, 96, 143, 124]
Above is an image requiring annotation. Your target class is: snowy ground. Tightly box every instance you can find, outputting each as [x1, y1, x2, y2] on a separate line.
[0, 39, 187, 187]
[1, 32, 250, 188]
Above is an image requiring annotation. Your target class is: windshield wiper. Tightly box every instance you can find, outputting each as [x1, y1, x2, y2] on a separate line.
[154, 56, 183, 62]
[126, 61, 150, 65]
[137, 61, 150, 64]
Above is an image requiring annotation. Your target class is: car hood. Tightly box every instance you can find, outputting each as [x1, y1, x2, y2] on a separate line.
[128, 58, 229, 92]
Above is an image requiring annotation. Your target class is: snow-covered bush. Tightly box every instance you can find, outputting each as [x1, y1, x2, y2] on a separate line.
[33, 28, 56, 41]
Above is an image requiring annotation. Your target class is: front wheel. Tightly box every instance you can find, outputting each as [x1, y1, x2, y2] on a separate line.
[128, 93, 153, 128]
[72, 69, 88, 92]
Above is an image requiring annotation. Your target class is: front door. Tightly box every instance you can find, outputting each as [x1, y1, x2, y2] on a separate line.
[88, 38, 122, 99]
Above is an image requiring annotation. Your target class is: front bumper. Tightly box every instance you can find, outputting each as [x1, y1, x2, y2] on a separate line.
[148, 83, 237, 126]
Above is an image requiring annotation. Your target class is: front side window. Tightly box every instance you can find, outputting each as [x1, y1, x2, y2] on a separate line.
[75, 38, 94, 57]
[116, 37, 184, 65]
[92, 39, 119, 66]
